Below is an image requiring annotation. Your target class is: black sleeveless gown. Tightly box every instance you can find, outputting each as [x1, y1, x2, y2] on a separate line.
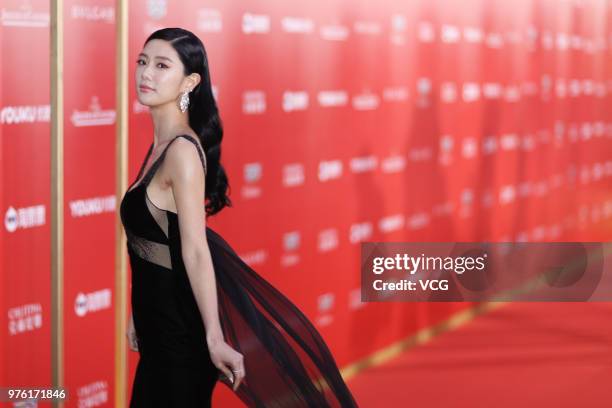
[120, 135, 359, 407]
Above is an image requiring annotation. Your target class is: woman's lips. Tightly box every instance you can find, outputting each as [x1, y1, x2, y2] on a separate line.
[139, 85, 154, 92]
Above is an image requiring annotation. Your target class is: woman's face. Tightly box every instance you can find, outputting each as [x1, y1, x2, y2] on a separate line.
[135, 39, 192, 108]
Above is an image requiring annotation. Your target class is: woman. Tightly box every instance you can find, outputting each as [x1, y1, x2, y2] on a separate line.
[119, 27, 359, 407]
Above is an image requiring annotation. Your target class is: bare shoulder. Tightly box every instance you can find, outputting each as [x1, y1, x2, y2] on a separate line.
[164, 136, 205, 184]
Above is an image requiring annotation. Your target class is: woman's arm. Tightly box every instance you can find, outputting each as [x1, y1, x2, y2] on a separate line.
[165, 138, 223, 345]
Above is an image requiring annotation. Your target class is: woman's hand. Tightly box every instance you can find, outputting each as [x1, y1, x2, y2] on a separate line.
[127, 314, 139, 352]
[208, 338, 245, 391]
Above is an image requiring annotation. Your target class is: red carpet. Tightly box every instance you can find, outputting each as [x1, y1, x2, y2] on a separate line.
[350, 303, 612, 408]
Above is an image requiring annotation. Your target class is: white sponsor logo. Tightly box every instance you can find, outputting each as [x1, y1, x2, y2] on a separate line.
[460, 189, 473, 217]
[391, 14, 407, 32]
[461, 189, 474, 205]
[439, 134, 454, 166]
[417, 21, 435, 42]
[463, 26, 483, 43]
[244, 162, 262, 183]
[77, 380, 108, 408]
[75, 289, 111, 317]
[352, 92, 380, 110]
[69, 196, 116, 218]
[353, 20, 381, 35]
[317, 90, 348, 107]
[526, 26, 538, 50]
[241, 186, 261, 199]
[240, 249, 267, 266]
[318, 229, 338, 252]
[242, 91, 266, 114]
[317, 293, 335, 312]
[282, 91, 309, 112]
[281, 253, 300, 267]
[316, 292, 335, 326]
[541, 75, 552, 100]
[350, 155, 377, 173]
[8, 303, 43, 336]
[242, 162, 262, 199]
[462, 137, 478, 159]
[133, 100, 149, 114]
[382, 86, 409, 102]
[71, 5, 114, 23]
[499, 185, 516, 205]
[516, 231, 530, 242]
[282, 163, 304, 187]
[390, 14, 407, 45]
[482, 135, 497, 155]
[408, 212, 430, 230]
[440, 82, 458, 103]
[5, 205, 45, 232]
[416, 78, 432, 107]
[319, 24, 349, 41]
[462, 82, 480, 102]
[548, 224, 562, 239]
[71, 97, 115, 127]
[282, 231, 301, 266]
[432, 201, 454, 216]
[0, 104, 50, 124]
[441, 24, 460, 43]
[348, 288, 366, 310]
[485, 32, 503, 48]
[1, 5, 49, 27]
[242, 13, 270, 34]
[408, 146, 432, 162]
[349, 222, 373, 243]
[281, 16, 314, 33]
[569, 79, 581, 97]
[147, 0, 166, 20]
[197, 8, 222, 32]
[554, 78, 566, 98]
[500, 133, 519, 150]
[556, 33, 569, 50]
[506, 30, 522, 44]
[482, 190, 495, 208]
[380, 155, 405, 173]
[522, 134, 536, 151]
[532, 225, 546, 241]
[283, 231, 301, 251]
[504, 85, 521, 102]
[318, 160, 343, 181]
[521, 81, 538, 96]
[541, 31, 554, 49]
[378, 214, 405, 233]
[417, 77, 432, 95]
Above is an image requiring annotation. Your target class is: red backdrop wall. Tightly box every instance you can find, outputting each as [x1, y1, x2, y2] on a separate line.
[1, 0, 611, 407]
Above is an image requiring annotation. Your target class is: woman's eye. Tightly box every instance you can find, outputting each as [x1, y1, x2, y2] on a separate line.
[157, 63, 168, 68]
[136, 59, 145, 65]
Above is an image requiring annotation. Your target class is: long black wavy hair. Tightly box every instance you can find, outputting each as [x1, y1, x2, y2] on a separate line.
[145, 27, 232, 216]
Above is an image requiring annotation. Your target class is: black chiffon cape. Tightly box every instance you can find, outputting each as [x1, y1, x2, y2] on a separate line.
[206, 226, 359, 407]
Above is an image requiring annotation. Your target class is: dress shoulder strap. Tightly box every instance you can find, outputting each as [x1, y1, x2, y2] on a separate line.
[139, 134, 207, 188]
[173, 134, 207, 176]
[134, 143, 154, 182]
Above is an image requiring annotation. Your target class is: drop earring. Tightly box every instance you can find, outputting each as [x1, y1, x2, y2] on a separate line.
[179, 90, 190, 113]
